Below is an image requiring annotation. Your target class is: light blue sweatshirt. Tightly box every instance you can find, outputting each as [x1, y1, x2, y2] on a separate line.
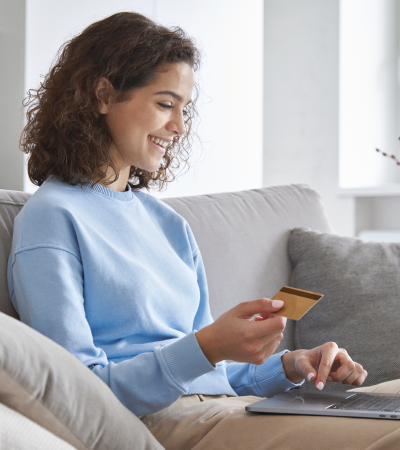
[7, 175, 302, 416]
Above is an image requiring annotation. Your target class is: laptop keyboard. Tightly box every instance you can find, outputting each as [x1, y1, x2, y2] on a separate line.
[327, 394, 400, 412]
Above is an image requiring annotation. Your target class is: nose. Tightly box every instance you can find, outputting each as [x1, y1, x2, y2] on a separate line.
[166, 109, 186, 136]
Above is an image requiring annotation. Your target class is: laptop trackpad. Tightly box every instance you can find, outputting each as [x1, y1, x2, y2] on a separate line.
[248, 390, 352, 412]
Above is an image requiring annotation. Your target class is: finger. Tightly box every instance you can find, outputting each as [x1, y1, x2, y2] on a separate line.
[351, 370, 368, 386]
[329, 353, 358, 383]
[340, 364, 364, 385]
[257, 311, 271, 320]
[256, 334, 284, 365]
[238, 298, 284, 319]
[291, 353, 317, 383]
[253, 312, 275, 321]
[253, 314, 287, 339]
[315, 342, 339, 390]
[259, 314, 287, 325]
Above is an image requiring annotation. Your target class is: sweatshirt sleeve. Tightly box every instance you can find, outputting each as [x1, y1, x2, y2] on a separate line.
[8, 246, 216, 416]
[226, 351, 304, 397]
[191, 248, 215, 331]
[188, 231, 304, 398]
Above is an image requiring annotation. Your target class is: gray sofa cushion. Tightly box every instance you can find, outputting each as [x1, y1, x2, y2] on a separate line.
[289, 227, 400, 391]
[0, 311, 163, 450]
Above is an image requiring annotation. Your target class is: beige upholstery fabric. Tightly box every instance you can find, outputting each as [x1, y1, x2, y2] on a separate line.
[141, 382, 400, 450]
[0, 312, 164, 450]
[163, 184, 333, 351]
[0, 402, 75, 450]
[0, 189, 31, 318]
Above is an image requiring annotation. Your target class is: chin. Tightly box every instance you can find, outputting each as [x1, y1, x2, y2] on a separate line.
[150, 160, 164, 173]
[139, 163, 162, 173]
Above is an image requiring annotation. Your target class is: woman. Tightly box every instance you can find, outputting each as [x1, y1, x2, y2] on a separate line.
[7, 11, 399, 450]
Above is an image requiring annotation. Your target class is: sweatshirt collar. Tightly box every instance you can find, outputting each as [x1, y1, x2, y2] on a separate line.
[73, 173, 134, 202]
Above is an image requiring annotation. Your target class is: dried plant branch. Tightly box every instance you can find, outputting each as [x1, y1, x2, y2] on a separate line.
[376, 148, 400, 165]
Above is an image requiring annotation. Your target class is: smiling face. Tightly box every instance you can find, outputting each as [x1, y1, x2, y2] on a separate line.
[96, 62, 194, 180]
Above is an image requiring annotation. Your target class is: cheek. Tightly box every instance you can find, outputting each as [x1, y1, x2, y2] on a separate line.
[105, 110, 127, 139]
[107, 112, 140, 142]
[142, 106, 167, 130]
[107, 103, 164, 142]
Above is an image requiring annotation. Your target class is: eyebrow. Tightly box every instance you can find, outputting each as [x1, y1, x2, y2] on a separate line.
[154, 91, 184, 102]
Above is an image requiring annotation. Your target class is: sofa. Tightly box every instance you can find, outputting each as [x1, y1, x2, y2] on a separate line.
[2, 182, 389, 449]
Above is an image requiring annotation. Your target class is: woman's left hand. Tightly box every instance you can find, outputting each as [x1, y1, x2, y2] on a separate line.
[281, 342, 368, 390]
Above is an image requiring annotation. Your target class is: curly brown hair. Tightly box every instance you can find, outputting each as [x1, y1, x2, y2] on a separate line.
[21, 12, 201, 191]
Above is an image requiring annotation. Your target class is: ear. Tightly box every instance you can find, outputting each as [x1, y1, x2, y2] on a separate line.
[95, 77, 113, 114]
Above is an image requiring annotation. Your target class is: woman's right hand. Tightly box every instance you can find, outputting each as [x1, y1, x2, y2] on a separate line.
[195, 298, 286, 366]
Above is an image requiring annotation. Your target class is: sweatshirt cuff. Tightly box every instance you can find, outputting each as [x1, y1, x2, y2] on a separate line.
[254, 350, 304, 398]
[154, 331, 216, 391]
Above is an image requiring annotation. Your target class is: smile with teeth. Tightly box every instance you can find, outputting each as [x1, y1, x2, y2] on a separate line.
[148, 135, 170, 149]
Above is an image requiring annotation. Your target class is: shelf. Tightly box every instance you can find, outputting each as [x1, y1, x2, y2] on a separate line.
[338, 184, 400, 197]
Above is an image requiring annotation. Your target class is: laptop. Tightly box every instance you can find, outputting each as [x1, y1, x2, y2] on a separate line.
[246, 286, 400, 420]
[245, 390, 400, 420]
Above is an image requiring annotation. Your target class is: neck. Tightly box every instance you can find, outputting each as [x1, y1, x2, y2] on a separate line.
[99, 166, 130, 192]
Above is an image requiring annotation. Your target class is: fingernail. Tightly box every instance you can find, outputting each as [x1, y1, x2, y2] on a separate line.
[316, 382, 324, 390]
[307, 372, 314, 382]
[272, 300, 284, 308]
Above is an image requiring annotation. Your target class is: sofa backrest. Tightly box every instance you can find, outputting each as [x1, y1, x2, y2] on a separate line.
[163, 184, 333, 351]
[0, 189, 31, 319]
[0, 184, 333, 350]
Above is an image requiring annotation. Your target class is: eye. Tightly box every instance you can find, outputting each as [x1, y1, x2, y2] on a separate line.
[158, 102, 189, 118]
[158, 103, 173, 110]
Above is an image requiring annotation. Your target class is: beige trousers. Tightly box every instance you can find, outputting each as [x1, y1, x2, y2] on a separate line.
[141, 379, 400, 450]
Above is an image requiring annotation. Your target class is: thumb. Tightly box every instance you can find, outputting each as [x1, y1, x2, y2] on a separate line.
[237, 298, 284, 319]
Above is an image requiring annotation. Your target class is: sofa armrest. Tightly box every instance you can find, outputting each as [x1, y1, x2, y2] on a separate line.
[0, 312, 163, 450]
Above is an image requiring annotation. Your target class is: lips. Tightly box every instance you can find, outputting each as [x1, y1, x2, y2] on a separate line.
[148, 135, 171, 149]
[148, 135, 168, 155]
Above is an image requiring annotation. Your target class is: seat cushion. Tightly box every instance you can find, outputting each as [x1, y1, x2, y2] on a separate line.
[0, 311, 163, 450]
[0, 189, 31, 318]
[0, 402, 75, 450]
[289, 227, 400, 391]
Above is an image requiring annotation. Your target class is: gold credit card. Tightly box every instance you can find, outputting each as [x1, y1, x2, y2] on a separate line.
[271, 286, 323, 320]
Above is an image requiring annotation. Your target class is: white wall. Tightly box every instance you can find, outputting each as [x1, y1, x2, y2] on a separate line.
[340, 0, 400, 238]
[22, 0, 264, 198]
[153, 0, 264, 199]
[263, 0, 355, 236]
[356, 196, 400, 235]
[0, 0, 25, 191]
[339, 0, 399, 189]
